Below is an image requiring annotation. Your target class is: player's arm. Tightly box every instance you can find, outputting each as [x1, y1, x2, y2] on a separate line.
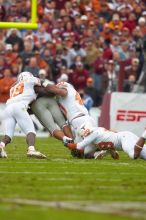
[42, 81, 68, 97]
[66, 130, 99, 150]
[45, 84, 68, 97]
[134, 135, 146, 159]
[34, 85, 55, 97]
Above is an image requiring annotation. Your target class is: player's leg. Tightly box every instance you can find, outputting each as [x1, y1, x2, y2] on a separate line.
[14, 104, 46, 159]
[118, 131, 139, 159]
[0, 105, 16, 158]
[31, 97, 73, 143]
[48, 99, 74, 139]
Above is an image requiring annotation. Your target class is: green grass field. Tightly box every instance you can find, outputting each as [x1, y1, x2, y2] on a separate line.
[0, 136, 146, 220]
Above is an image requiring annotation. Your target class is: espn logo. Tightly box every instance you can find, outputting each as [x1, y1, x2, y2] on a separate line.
[116, 110, 146, 122]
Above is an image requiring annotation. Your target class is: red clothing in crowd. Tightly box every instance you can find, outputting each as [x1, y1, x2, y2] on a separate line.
[92, 57, 105, 76]
[0, 77, 16, 102]
[55, 0, 68, 10]
[69, 66, 89, 90]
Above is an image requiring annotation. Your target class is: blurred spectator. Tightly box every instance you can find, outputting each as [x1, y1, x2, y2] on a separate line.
[69, 61, 89, 90]
[61, 46, 76, 67]
[100, 23, 113, 42]
[24, 57, 40, 77]
[78, 89, 93, 111]
[84, 39, 98, 69]
[0, 56, 7, 78]
[38, 68, 54, 85]
[102, 59, 118, 93]
[41, 48, 53, 65]
[110, 35, 122, 54]
[4, 44, 18, 66]
[55, 0, 68, 10]
[92, 48, 105, 91]
[11, 64, 20, 78]
[0, 68, 16, 102]
[123, 75, 135, 93]
[57, 65, 69, 83]
[120, 41, 130, 60]
[108, 13, 123, 30]
[34, 50, 48, 69]
[70, 41, 86, 58]
[84, 77, 102, 107]
[98, 2, 112, 22]
[15, 55, 24, 73]
[0, 0, 6, 21]
[138, 17, 146, 37]
[123, 12, 136, 33]
[5, 29, 24, 52]
[124, 58, 140, 82]
[20, 40, 34, 66]
[37, 25, 52, 45]
[51, 51, 67, 81]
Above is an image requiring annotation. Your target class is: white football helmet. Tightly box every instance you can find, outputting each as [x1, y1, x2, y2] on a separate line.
[17, 71, 33, 82]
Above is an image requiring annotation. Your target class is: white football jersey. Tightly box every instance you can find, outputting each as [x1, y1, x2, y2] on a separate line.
[7, 77, 40, 108]
[76, 127, 121, 150]
[57, 82, 89, 122]
[92, 127, 121, 148]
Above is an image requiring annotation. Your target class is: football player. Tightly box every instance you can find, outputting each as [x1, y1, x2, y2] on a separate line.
[65, 123, 146, 160]
[30, 96, 74, 143]
[0, 72, 48, 159]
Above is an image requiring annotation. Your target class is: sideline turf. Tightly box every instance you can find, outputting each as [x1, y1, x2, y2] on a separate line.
[0, 137, 146, 220]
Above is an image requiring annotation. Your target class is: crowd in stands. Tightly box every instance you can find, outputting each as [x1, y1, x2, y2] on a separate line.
[0, 0, 146, 109]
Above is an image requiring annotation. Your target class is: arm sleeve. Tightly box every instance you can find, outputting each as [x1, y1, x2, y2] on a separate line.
[76, 130, 98, 150]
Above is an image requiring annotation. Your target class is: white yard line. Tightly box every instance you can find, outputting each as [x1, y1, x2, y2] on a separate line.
[1, 198, 146, 219]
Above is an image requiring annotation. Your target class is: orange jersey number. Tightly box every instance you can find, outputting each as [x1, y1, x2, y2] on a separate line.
[10, 82, 24, 98]
[96, 141, 114, 150]
[75, 92, 84, 105]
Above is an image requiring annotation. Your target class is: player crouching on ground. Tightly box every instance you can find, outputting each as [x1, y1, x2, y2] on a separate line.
[0, 71, 49, 159]
[65, 123, 146, 160]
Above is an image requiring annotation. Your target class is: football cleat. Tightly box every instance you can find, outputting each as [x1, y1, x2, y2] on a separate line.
[110, 150, 119, 160]
[0, 148, 8, 158]
[94, 150, 108, 160]
[27, 150, 47, 159]
[94, 149, 119, 160]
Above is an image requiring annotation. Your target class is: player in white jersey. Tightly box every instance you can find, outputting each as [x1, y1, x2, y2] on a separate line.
[65, 123, 146, 160]
[0, 72, 46, 159]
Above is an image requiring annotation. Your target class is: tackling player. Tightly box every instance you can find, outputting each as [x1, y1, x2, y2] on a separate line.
[0, 72, 48, 159]
[65, 123, 146, 160]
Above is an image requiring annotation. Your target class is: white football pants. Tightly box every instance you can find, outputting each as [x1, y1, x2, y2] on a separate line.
[3, 102, 35, 138]
[117, 131, 146, 159]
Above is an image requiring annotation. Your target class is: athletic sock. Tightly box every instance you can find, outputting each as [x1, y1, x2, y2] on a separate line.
[0, 142, 5, 149]
[28, 146, 35, 151]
